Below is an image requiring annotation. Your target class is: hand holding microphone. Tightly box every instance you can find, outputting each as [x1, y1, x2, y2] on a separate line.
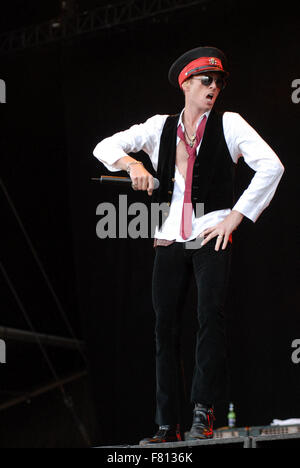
[127, 161, 157, 196]
[91, 160, 159, 195]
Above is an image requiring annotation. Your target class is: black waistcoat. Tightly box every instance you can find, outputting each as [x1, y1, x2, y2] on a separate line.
[152, 110, 237, 230]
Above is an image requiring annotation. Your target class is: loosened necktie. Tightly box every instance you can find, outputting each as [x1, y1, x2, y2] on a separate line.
[177, 115, 207, 240]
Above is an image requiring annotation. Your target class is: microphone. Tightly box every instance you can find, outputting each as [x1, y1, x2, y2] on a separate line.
[91, 176, 160, 190]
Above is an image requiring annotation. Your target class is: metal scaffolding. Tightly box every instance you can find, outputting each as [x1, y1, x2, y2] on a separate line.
[0, 326, 85, 350]
[0, 0, 210, 54]
[0, 175, 90, 445]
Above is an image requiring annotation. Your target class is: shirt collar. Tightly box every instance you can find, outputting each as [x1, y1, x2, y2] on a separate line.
[178, 108, 211, 132]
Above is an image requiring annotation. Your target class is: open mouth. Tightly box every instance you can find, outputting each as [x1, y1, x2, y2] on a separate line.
[206, 93, 214, 101]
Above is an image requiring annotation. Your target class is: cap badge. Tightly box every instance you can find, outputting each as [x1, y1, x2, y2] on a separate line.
[209, 58, 218, 66]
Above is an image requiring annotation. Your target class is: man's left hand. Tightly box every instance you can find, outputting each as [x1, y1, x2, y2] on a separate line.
[199, 210, 244, 251]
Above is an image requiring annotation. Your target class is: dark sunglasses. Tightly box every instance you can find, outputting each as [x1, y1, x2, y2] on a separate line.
[192, 74, 226, 90]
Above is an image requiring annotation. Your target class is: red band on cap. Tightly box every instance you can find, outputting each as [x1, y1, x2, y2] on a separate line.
[178, 57, 224, 88]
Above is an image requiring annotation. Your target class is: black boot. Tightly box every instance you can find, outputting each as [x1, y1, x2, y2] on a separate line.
[188, 404, 215, 440]
[139, 425, 182, 446]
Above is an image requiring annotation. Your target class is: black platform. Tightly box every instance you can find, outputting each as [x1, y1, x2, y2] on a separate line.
[101, 436, 251, 449]
[97, 425, 300, 453]
[250, 433, 300, 448]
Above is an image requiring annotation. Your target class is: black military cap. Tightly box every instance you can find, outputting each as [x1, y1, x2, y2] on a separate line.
[168, 46, 229, 88]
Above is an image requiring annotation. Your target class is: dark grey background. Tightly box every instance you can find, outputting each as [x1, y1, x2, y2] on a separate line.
[0, 0, 299, 447]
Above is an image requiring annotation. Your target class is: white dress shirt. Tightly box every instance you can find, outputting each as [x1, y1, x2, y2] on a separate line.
[93, 110, 285, 242]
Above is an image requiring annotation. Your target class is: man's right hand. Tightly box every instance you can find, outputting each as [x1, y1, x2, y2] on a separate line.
[112, 155, 155, 196]
[130, 165, 155, 196]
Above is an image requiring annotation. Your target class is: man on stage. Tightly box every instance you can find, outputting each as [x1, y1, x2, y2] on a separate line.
[93, 46, 284, 444]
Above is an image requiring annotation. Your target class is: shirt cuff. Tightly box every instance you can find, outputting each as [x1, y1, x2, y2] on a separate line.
[232, 198, 261, 223]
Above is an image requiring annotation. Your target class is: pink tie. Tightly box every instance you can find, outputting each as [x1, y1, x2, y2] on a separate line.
[177, 115, 207, 240]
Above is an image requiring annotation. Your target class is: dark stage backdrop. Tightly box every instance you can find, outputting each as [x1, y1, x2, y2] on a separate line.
[1, 1, 299, 447]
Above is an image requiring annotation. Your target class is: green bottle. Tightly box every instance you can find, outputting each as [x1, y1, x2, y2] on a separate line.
[228, 403, 236, 428]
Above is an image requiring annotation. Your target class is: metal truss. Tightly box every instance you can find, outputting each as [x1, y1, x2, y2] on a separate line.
[0, 370, 87, 412]
[0, 0, 210, 54]
[0, 326, 85, 350]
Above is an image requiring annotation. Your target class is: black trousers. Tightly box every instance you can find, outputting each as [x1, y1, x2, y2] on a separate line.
[152, 239, 232, 426]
